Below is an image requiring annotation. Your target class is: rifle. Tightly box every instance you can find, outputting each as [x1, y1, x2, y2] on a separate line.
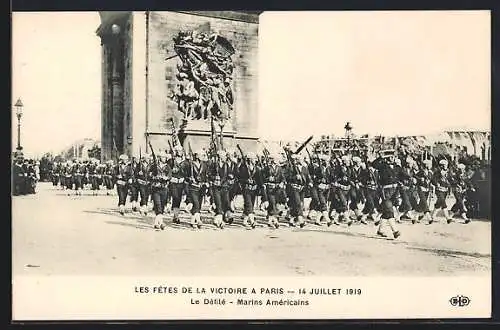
[168, 140, 174, 155]
[236, 144, 249, 176]
[148, 140, 159, 176]
[210, 116, 219, 163]
[294, 135, 314, 155]
[167, 117, 181, 148]
[305, 147, 312, 162]
[258, 141, 271, 166]
[188, 142, 194, 159]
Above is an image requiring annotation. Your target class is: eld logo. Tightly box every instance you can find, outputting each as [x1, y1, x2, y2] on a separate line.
[449, 295, 470, 307]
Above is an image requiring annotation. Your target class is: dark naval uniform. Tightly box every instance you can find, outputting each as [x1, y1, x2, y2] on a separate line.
[332, 162, 353, 222]
[137, 159, 151, 214]
[127, 159, 141, 211]
[308, 158, 329, 223]
[261, 160, 286, 228]
[450, 168, 472, 221]
[209, 159, 232, 228]
[284, 158, 308, 227]
[150, 159, 171, 230]
[359, 163, 380, 219]
[114, 161, 132, 213]
[169, 156, 187, 223]
[238, 159, 262, 228]
[376, 158, 401, 239]
[185, 157, 208, 228]
[13, 160, 26, 195]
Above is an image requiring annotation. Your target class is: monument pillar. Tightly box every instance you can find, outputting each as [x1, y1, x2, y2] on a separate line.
[96, 12, 131, 161]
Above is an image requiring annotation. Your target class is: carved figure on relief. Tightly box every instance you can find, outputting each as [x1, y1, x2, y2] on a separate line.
[168, 28, 235, 127]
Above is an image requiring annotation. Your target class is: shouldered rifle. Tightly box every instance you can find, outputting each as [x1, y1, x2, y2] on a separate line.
[148, 141, 159, 176]
[294, 135, 314, 155]
[168, 140, 174, 155]
[236, 144, 250, 177]
[305, 147, 312, 162]
[188, 142, 194, 159]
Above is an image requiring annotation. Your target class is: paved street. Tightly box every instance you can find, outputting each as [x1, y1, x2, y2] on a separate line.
[13, 183, 491, 277]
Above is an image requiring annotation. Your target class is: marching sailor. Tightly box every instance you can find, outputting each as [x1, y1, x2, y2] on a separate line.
[185, 151, 208, 229]
[114, 154, 131, 215]
[375, 153, 401, 239]
[238, 152, 262, 229]
[430, 158, 453, 224]
[150, 150, 171, 230]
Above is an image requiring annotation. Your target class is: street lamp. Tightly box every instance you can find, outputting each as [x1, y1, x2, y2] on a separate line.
[14, 98, 24, 152]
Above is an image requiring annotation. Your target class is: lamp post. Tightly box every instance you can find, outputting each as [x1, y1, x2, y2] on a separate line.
[14, 98, 24, 153]
[344, 121, 353, 148]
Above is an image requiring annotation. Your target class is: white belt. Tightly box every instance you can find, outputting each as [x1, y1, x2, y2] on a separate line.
[334, 182, 350, 190]
[170, 177, 184, 184]
[116, 180, 126, 185]
[318, 183, 329, 190]
[246, 184, 257, 191]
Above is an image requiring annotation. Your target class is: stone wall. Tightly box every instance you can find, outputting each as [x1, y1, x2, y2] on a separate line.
[146, 11, 259, 152]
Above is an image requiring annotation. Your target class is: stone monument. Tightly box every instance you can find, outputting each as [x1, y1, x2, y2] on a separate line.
[96, 11, 260, 160]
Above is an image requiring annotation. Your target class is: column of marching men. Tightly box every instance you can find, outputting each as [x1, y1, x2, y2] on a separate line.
[47, 146, 479, 238]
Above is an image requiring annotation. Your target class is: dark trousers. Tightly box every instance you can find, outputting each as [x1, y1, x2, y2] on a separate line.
[362, 188, 379, 214]
[451, 189, 467, 214]
[139, 184, 150, 206]
[211, 186, 231, 215]
[151, 187, 168, 215]
[129, 183, 139, 202]
[334, 188, 350, 213]
[103, 176, 114, 189]
[312, 186, 328, 212]
[228, 183, 239, 202]
[399, 187, 418, 213]
[277, 188, 287, 205]
[288, 187, 303, 217]
[65, 176, 73, 190]
[116, 184, 128, 206]
[188, 186, 202, 214]
[73, 175, 83, 190]
[266, 190, 279, 216]
[170, 183, 184, 208]
[91, 176, 100, 190]
[242, 188, 257, 215]
[349, 187, 363, 211]
[380, 186, 398, 219]
[434, 190, 448, 209]
[465, 189, 479, 218]
[417, 188, 430, 213]
[52, 175, 59, 186]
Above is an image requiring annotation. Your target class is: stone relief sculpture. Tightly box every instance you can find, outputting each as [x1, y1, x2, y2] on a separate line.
[169, 29, 235, 127]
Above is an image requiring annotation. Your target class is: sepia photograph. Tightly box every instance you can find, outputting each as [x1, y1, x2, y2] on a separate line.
[11, 10, 491, 320]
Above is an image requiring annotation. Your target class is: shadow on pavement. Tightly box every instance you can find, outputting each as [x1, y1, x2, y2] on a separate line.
[406, 246, 491, 259]
[297, 225, 404, 242]
[104, 220, 152, 231]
